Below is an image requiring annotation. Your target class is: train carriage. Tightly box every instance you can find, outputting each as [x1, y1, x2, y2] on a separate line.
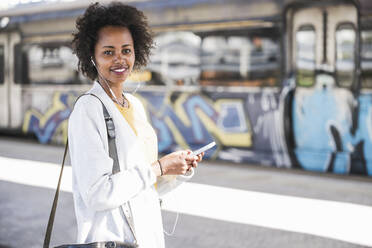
[282, 0, 372, 175]
[0, 0, 371, 176]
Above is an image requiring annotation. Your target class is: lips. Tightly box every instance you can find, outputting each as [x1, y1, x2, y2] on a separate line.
[110, 65, 129, 75]
[112, 68, 126, 72]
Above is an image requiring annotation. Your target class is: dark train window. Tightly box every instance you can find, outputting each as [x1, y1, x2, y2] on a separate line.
[14, 42, 88, 85]
[14, 43, 28, 84]
[200, 35, 279, 87]
[0, 45, 4, 84]
[296, 25, 316, 87]
[335, 23, 356, 88]
[361, 30, 372, 88]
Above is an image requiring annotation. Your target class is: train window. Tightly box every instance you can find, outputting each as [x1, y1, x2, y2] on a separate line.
[200, 35, 279, 86]
[14, 43, 28, 84]
[14, 42, 86, 85]
[0, 45, 3, 84]
[295, 25, 316, 87]
[147, 32, 201, 86]
[361, 30, 372, 88]
[335, 23, 356, 88]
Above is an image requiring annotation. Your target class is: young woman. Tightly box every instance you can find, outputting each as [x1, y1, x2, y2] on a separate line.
[69, 2, 203, 247]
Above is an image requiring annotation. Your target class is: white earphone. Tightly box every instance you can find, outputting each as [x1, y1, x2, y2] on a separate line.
[90, 56, 119, 101]
[91, 57, 96, 67]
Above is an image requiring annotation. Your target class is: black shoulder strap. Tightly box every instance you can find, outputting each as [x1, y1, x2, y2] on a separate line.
[43, 139, 69, 248]
[84, 94, 120, 174]
[43, 93, 120, 248]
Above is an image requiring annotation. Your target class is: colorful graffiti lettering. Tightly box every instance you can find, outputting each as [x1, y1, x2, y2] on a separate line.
[22, 91, 254, 160]
[22, 92, 74, 144]
[291, 77, 372, 176]
[137, 92, 252, 159]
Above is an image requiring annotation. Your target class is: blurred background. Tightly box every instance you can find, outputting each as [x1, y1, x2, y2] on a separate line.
[0, 0, 372, 247]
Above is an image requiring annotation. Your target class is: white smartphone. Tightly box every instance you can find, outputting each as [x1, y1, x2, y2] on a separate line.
[192, 141, 216, 155]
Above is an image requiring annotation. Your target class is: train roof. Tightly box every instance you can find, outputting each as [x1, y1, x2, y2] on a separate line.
[0, 0, 370, 32]
[0, 0, 284, 28]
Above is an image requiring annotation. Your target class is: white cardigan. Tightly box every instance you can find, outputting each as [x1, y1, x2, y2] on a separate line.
[68, 82, 193, 247]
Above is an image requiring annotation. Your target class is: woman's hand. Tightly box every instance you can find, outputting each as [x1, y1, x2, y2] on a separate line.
[151, 150, 204, 176]
[186, 151, 204, 170]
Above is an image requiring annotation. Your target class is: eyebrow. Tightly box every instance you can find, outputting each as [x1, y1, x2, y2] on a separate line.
[102, 44, 132, 49]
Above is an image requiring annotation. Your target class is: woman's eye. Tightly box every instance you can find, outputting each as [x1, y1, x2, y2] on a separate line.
[104, 50, 113, 55]
[123, 49, 131, 54]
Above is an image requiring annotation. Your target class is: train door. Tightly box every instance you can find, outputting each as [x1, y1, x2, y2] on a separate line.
[0, 31, 21, 129]
[8, 32, 22, 129]
[0, 33, 8, 128]
[285, 1, 362, 174]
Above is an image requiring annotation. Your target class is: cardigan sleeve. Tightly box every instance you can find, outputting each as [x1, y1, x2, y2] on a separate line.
[155, 169, 194, 197]
[68, 96, 157, 211]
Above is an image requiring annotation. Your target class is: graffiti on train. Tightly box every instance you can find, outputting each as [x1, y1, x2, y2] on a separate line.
[21, 90, 287, 165]
[20, 89, 372, 176]
[21, 91, 255, 153]
[22, 92, 75, 144]
[292, 83, 372, 176]
[137, 92, 253, 159]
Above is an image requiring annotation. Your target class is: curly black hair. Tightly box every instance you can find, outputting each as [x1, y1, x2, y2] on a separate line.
[72, 2, 154, 80]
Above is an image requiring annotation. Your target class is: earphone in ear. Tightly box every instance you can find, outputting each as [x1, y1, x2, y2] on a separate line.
[91, 57, 96, 67]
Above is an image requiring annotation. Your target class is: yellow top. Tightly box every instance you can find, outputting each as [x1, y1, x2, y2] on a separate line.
[115, 101, 158, 166]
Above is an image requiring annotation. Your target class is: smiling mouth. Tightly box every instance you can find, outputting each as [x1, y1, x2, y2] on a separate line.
[112, 68, 126, 73]
[110, 66, 130, 75]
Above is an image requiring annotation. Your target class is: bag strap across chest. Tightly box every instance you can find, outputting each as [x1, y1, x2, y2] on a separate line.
[43, 93, 137, 248]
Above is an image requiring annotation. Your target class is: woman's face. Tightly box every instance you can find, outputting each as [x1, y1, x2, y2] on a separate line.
[93, 26, 135, 84]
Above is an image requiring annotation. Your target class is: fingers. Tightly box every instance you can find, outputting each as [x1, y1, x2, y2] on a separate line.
[192, 160, 198, 168]
[178, 153, 188, 173]
[185, 150, 204, 159]
[160, 149, 205, 176]
[185, 150, 205, 169]
[197, 152, 204, 162]
[182, 160, 189, 174]
[185, 151, 197, 162]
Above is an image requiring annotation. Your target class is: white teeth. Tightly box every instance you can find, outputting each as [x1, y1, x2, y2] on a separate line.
[113, 68, 125, 72]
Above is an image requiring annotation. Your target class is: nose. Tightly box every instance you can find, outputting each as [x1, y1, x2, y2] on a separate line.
[113, 52, 125, 63]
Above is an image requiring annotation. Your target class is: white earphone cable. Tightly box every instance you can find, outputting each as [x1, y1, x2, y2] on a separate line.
[163, 195, 180, 236]
[163, 211, 179, 236]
